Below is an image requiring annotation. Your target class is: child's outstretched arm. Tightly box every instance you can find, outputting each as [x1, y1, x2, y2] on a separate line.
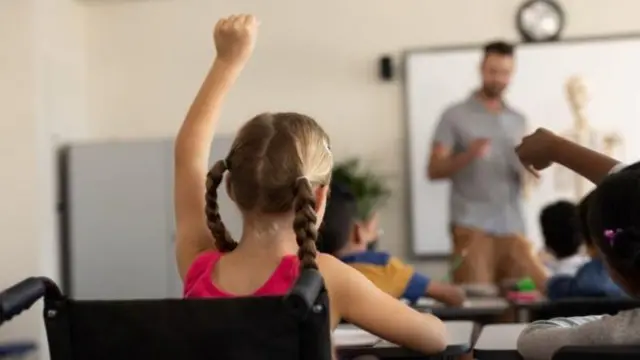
[319, 255, 448, 354]
[515, 128, 621, 185]
[174, 14, 258, 280]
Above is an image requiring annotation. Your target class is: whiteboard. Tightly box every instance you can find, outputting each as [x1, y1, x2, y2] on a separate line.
[405, 37, 640, 256]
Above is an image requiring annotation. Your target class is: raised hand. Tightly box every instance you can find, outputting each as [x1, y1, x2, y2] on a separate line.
[214, 14, 259, 67]
[515, 128, 558, 171]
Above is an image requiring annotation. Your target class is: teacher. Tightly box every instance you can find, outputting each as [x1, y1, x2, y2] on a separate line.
[427, 41, 531, 285]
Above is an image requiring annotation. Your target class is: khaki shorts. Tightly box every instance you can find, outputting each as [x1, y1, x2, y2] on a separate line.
[451, 225, 533, 284]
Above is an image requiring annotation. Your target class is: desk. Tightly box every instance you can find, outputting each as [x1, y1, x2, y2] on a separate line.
[336, 320, 474, 359]
[474, 323, 527, 360]
[460, 284, 499, 298]
[512, 297, 640, 322]
[415, 297, 509, 323]
[334, 325, 379, 348]
[511, 297, 548, 322]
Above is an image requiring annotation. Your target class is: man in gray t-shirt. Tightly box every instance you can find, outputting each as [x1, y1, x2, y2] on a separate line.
[428, 41, 537, 285]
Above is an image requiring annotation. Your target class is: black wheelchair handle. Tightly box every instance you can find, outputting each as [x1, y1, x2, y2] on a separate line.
[0, 277, 56, 325]
[285, 268, 325, 318]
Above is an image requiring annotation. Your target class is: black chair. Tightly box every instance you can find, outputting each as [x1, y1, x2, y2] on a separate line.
[524, 297, 640, 321]
[0, 269, 332, 360]
[553, 345, 640, 360]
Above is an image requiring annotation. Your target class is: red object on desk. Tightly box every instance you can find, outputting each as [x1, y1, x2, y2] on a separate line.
[507, 291, 539, 302]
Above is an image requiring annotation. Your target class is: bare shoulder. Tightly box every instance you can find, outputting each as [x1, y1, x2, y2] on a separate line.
[315, 254, 370, 296]
[316, 252, 346, 270]
[315, 253, 385, 304]
[316, 253, 354, 287]
[316, 253, 364, 279]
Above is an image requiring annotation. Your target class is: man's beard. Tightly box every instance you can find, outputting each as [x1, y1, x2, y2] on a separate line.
[481, 84, 505, 99]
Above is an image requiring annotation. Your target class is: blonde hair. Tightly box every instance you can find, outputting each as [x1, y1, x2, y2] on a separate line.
[205, 112, 333, 271]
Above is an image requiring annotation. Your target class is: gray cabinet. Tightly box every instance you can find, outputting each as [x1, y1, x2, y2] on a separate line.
[59, 137, 239, 299]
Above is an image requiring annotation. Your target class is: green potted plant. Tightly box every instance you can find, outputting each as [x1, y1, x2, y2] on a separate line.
[331, 159, 391, 220]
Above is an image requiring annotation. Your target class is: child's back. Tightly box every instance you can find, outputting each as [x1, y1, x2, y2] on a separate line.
[184, 251, 299, 298]
[547, 257, 629, 300]
[173, 14, 447, 356]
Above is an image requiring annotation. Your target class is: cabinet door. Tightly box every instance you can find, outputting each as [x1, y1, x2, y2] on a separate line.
[62, 140, 172, 300]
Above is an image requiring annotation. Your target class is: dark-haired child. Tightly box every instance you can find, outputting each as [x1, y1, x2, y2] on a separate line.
[545, 193, 627, 300]
[174, 14, 447, 357]
[319, 181, 466, 307]
[515, 128, 638, 360]
[540, 200, 588, 276]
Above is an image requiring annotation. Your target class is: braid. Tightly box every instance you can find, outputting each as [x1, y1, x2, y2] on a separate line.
[205, 159, 237, 252]
[293, 177, 319, 271]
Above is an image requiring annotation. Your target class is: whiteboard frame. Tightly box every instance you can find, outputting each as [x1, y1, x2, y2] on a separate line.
[402, 33, 640, 259]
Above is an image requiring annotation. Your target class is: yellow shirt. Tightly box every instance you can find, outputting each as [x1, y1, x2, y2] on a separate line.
[340, 251, 430, 303]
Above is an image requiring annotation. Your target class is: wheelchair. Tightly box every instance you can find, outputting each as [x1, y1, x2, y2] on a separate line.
[0, 269, 332, 360]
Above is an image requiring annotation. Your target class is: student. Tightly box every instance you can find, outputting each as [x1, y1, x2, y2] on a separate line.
[539, 200, 588, 276]
[174, 14, 447, 356]
[515, 128, 639, 360]
[545, 193, 628, 300]
[318, 180, 466, 307]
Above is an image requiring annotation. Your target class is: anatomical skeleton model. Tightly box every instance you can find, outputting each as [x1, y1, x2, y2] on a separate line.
[555, 76, 623, 200]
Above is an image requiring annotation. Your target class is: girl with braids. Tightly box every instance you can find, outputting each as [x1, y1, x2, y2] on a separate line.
[514, 128, 640, 360]
[174, 13, 447, 356]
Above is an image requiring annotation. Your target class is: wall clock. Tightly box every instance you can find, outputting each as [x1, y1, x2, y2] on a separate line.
[517, 0, 565, 42]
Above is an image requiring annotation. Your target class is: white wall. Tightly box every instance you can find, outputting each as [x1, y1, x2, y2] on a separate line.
[0, 0, 41, 348]
[0, 1, 85, 358]
[3, 0, 640, 357]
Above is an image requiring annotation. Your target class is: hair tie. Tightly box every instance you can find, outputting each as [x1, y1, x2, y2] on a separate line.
[223, 158, 231, 170]
[604, 228, 623, 246]
[296, 175, 309, 182]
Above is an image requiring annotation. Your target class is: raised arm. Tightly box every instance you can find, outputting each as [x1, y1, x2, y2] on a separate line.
[174, 14, 258, 279]
[427, 111, 488, 180]
[515, 128, 620, 185]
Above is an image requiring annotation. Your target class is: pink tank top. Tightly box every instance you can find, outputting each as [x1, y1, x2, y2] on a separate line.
[183, 251, 300, 298]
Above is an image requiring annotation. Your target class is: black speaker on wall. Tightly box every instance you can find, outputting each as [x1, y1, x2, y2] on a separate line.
[379, 55, 394, 81]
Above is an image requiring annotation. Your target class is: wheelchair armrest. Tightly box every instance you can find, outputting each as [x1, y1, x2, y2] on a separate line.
[285, 268, 325, 318]
[0, 277, 60, 325]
